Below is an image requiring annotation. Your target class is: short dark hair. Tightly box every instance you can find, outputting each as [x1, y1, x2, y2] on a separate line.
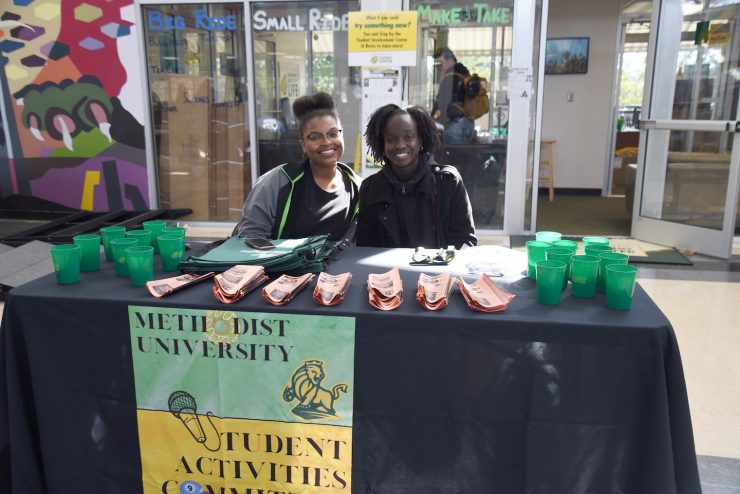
[364, 104, 441, 164]
[433, 47, 456, 62]
[292, 92, 340, 136]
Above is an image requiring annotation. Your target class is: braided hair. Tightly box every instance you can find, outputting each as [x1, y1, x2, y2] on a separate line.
[292, 92, 340, 137]
[364, 104, 442, 164]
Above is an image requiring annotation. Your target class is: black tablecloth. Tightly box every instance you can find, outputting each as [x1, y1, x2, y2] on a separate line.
[0, 246, 700, 493]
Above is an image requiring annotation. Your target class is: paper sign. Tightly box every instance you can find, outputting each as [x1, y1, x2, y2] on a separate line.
[508, 67, 533, 100]
[348, 11, 417, 66]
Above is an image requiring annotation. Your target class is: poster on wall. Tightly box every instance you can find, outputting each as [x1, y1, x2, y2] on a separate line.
[348, 11, 417, 67]
[129, 305, 356, 494]
[361, 68, 402, 175]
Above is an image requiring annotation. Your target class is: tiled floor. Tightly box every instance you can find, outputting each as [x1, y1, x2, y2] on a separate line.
[2, 231, 739, 490]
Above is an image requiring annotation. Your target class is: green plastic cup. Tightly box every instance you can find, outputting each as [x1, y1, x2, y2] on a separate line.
[536, 260, 567, 305]
[126, 229, 152, 247]
[551, 239, 578, 254]
[143, 220, 167, 253]
[50, 244, 81, 284]
[605, 264, 638, 310]
[535, 231, 562, 243]
[126, 246, 154, 286]
[570, 255, 600, 298]
[526, 240, 552, 279]
[161, 226, 187, 238]
[597, 252, 629, 292]
[158, 233, 185, 272]
[100, 226, 126, 262]
[583, 236, 610, 247]
[73, 233, 101, 272]
[110, 237, 137, 277]
[546, 248, 574, 289]
[584, 244, 613, 258]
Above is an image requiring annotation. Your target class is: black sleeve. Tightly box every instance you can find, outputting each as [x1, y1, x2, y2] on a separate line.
[356, 178, 380, 247]
[441, 170, 478, 248]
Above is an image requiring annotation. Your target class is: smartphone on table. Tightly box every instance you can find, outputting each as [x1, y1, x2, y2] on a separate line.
[244, 237, 276, 250]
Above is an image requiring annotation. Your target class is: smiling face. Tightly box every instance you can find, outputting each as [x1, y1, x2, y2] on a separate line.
[383, 113, 421, 177]
[299, 115, 344, 169]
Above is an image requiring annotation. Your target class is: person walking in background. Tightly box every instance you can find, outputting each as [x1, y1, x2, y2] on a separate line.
[432, 47, 474, 144]
[236, 92, 361, 242]
[357, 104, 477, 249]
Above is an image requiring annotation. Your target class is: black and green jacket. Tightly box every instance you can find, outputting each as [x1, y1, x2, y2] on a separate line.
[236, 159, 361, 242]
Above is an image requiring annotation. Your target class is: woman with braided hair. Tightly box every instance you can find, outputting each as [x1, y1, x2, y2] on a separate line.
[357, 104, 476, 249]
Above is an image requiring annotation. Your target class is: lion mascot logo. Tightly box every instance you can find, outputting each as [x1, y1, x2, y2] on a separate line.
[282, 360, 348, 420]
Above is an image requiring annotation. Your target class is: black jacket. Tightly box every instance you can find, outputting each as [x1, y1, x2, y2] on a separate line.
[356, 154, 477, 249]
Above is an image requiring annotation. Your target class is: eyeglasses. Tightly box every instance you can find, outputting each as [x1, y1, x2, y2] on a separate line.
[303, 129, 343, 143]
[410, 247, 455, 265]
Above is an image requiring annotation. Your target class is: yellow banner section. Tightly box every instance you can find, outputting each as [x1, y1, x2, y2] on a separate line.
[348, 11, 417, 53]
[138, 410, 352, 494]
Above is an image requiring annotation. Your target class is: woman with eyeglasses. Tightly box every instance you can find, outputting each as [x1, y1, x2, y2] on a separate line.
[236, 92, 361, 242]
[357, 104, 477, 249]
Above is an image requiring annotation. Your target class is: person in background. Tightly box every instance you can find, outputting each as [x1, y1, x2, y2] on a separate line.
[432, 47, 474, 144]
[235, 92, 361, 242]
[357, 104, 477, 249]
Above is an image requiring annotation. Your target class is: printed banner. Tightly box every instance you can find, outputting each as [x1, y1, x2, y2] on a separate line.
[129, 306, 355, 494]
[348, 11, 417, 66]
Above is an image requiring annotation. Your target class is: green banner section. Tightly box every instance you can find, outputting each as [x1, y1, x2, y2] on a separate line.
[129, 305, 355, 427]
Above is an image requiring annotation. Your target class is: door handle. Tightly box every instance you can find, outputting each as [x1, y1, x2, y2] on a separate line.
[641, 119, 739, 132]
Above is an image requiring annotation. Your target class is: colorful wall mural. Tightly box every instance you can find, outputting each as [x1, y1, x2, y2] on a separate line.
[0, 0, 150, 211]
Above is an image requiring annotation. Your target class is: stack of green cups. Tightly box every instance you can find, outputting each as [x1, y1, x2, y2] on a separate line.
[162, 226, 187, 239]
[157, 233, 186, 272]
[73, 233, 101, 272]
[583, 236, 610, 248]
[536, 260, 567, 304]
[570, 255, 600, 298]
[605, 264, 638, 310]
[110, 237, 138, 277]
[100, 225, 126, 261]
[551, 239, 578, 254]
[526, 240, 552, 279]
[143, 220, 167, 254]
[126, 229, 152, 247]
[535, 231, 562, 243]
[126, 246, 154, 286]
[50, 244, 81, 284]
[597, 252, 629, 292]
[584, 244, 613, 258]
[546, 248, 574, 290]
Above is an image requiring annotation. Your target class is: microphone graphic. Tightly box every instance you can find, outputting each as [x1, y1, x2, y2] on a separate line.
[168, 390, 221, 451]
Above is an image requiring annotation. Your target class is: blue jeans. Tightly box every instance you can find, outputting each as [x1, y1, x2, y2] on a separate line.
[443, 117, 474, 144]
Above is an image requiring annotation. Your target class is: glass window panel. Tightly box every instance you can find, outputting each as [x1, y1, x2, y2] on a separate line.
[143, 4, 250, 222]
[407, 0, 517, 231]
[251, 1, 361, 176]
[640, 129, 733, 230]
[671, 2, 739, 123]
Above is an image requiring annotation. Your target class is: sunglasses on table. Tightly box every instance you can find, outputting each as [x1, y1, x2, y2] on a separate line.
[410, 247, 456, 266]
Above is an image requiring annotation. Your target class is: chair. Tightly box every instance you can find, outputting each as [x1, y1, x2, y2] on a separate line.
[539, 139, 556, 202]
[525, 139, 556, 202]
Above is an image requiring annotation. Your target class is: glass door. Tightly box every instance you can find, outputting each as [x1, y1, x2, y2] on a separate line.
[249, 1, 362, 177]
[633, 0, 740, 258]
[141, 3, 251, 223]
[406, 0, 543, 233]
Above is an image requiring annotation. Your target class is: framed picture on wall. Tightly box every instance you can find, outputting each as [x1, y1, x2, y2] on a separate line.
[545, 37, 589, 75]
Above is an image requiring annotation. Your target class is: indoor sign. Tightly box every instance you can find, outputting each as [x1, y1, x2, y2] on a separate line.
[252, 8, 349, 32]
[147, 9, 238, 31]
[417, 4, 511, 26]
